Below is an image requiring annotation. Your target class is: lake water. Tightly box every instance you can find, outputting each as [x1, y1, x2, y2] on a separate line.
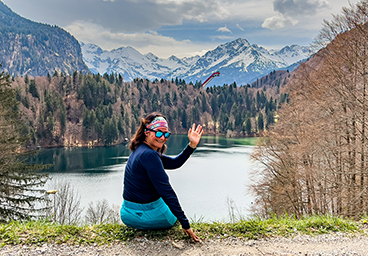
[31, 135, 258, 222]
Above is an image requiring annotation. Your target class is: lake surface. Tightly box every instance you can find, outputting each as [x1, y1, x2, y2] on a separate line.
[31, 135, 259, 222]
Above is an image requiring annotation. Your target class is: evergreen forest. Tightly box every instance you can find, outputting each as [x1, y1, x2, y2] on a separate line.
[11, 71, 289, 148]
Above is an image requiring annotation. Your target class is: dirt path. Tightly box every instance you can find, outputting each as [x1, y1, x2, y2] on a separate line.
[1, 233, 367, 255]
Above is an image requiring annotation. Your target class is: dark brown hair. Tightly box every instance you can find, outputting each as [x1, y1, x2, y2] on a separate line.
[129, 112, 168, 154]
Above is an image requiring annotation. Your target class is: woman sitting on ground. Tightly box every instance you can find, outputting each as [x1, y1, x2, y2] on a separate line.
[120, 112, 203, 241]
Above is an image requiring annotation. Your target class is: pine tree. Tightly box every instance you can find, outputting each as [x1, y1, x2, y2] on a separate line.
[257, 112, 264, 131]
[181, 110, 187, 129]
[59, 100, 67, 136]
[29, 80, 40, 100]
[46, 112, 55, 138]
[201, 93, 207, 112]
[266, 110, 274, 130]
[245, 118, 252, 135]
[219, 103, 229, 133]
[0, 68, 48, 222]
[165, 92, 172, 107]
[102, 118, 117, 145]
[117, 114, 125, 137]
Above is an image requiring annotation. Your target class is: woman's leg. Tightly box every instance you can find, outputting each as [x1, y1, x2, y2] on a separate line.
[120, 198, 177, 230]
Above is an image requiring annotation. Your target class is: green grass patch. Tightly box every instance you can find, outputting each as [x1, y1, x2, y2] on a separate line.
[200, 136, 259, 146]
[224, 137, 259, 146]
[191, 214, 362, 240]
[0, 215, 364, 247]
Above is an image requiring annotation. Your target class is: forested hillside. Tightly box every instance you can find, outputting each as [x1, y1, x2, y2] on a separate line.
[251, 0, 368, 219]
[11, 71, 289, 148]
[250, 70, 290, 89]
[0, 1, 89, 77]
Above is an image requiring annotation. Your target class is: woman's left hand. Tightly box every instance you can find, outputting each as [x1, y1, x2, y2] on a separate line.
[188, 123, 203, 148]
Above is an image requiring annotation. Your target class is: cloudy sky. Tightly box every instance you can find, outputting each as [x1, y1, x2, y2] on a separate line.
[2, 0, 360, 58]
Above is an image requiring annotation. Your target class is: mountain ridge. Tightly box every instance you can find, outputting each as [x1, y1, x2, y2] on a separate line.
[81, 38, 309, 86]
[0, 0, 89, 77]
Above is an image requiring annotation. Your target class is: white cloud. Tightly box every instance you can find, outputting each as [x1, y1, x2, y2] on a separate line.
[3, 0, 230, 32]
[262, 15, 298, 30]
[3, 0, 364, 58]
[65, 21, 218, 58]
[216, 26, 232, 33]
[236, 23, 244, 31]
[1, 0, 288, 33]
[211, 35, 234, 40]
[66, 21, 175, 49]
[262, 0, 332, 30]
[273, 0, 330, 17]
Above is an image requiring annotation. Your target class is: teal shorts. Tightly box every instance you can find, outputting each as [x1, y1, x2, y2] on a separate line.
[120, 198, 177, 230]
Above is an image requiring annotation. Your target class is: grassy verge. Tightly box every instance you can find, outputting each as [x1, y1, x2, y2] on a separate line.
[200, 136, 259, 146]
[0, 215, 366, 247]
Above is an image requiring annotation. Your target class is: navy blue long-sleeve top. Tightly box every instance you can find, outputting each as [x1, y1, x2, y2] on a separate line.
[123, 143, 195, 229]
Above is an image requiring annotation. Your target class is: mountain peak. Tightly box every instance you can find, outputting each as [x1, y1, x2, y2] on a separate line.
[145, 52, 159, 61]
[227, 38, 251, 48]
[168, 55, 180, 61]
[82, 43, 104, 55]
[112, 45, 139, 54]
[0, 0, 18, 17]
[233, 38, 251, 44]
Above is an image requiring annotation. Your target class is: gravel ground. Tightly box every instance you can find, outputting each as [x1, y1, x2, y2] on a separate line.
[1, 233, 368, 256]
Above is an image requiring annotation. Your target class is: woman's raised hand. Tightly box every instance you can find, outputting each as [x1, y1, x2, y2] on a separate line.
[188, 123, 203, 149]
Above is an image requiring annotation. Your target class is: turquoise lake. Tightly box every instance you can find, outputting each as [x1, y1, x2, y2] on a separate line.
[31, 135, 259, 222]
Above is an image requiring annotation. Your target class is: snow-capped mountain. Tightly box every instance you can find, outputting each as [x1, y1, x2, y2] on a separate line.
[81, 38, 310, 86]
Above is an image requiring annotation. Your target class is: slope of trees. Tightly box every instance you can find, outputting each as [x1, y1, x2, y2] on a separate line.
[0, 67, 48, 222]
[251, 1, 368, 218]
[0, 1, 89, 77]
[12, 70, 287, 148]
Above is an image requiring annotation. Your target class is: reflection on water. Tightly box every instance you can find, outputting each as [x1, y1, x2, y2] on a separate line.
[29, 144, 131, 173]
[32, 135, 258, 222]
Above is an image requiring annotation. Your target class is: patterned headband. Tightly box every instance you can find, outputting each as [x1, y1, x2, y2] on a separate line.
[146, 116, 168, 130]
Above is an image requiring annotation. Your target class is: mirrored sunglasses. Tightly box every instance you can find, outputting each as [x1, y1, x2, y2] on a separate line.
[145, 128, 171, 138]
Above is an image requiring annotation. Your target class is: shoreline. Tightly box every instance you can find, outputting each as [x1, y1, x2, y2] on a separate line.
[28, 134, 260, 151]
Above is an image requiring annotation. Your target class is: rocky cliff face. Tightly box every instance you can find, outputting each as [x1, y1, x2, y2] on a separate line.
[0, 1, 89, 77]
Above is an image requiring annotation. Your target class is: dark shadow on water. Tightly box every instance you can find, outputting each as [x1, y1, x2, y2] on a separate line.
[29, 136, 255, 173]
[29, 144, 130, 173]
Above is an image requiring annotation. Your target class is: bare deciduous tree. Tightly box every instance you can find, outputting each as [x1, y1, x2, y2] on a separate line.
[251, 1, 368, 218]
[47, 181, 83, 225]
[84, 199, 120, 225]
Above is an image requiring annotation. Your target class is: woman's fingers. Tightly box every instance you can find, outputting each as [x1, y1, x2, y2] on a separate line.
[191, 234, 200, 242]
[183, 228, 200, 242]
[190, 123, 203, 134]
[196, 125, 203, 133]
[194, 125, 203, 137]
